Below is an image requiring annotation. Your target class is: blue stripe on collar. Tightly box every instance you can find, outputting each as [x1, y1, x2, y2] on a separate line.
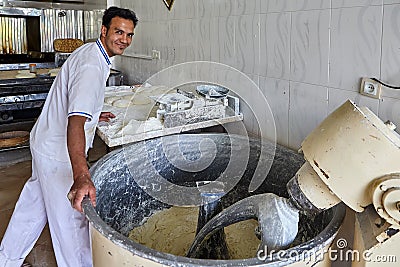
[96, 39, 112, 65]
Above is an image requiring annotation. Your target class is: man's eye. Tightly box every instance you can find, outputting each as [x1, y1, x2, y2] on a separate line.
[128, 33, 134, 38]
[116, 31, 123, 35]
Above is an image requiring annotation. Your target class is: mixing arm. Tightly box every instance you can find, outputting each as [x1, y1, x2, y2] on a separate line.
[186, 193, 299, 258]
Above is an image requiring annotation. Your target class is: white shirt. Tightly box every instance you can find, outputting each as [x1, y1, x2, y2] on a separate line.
[30, 39, 111, 162]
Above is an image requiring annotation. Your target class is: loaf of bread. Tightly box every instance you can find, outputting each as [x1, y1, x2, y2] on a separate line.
[53, 38, 84, 53]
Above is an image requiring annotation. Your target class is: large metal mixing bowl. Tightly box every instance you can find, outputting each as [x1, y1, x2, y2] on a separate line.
[83, 133, 345, 266]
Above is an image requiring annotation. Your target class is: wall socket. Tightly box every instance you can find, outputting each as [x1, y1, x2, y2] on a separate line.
[360, 78, 382, 99]
[152, 49, 161, 60]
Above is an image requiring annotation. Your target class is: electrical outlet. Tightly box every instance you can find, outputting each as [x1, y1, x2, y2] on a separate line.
[152, 49, 161, 60]
[360, 78, 382, 99]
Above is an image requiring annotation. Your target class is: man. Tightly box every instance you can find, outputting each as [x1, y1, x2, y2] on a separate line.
[0, 6, 138, 267]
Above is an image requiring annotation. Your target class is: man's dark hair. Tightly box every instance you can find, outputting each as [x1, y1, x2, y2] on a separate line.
[102, 6, 138, 29]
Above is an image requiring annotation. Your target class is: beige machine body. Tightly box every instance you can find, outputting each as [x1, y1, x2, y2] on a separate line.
[294, 100, 400, 266]
[89, 224, 333, 267]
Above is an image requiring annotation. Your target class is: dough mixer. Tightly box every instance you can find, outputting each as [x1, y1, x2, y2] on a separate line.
[83, 132, 345, 266]
[188, 100, 400, 266]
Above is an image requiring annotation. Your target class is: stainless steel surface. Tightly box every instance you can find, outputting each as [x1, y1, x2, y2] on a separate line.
[0, 6, 41, 16]
[83, 9, 103, 42]
[196, 84, 229, 99]
[0, 92, 47, 106]
[41, 8, 85, 52]
[151, 88, 232, 128]
[3, 1, 84, 9]
[1, 1, 105, 11]
[0, 6, 103, 54]
[106, 70, 124, 86]
[152, 92, 193, 107]
[2, 1, 52, 9]
[50, 0, 85, 2]
[0, 62, 56, 71]
[0, 73, 55, 124]
[54, 52, 71, 67]
[0, 8, 30, 54]
[0, 92, 48, 103]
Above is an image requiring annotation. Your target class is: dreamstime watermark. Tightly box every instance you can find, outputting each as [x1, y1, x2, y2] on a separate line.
[257, 238, 397, 263]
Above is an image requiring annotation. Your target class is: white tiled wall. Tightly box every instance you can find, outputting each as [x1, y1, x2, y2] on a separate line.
[329, 6, 382, 90]
[290, 9, 330, 86]
[288, 82, 328, 147]
[114, 0, 400, 149]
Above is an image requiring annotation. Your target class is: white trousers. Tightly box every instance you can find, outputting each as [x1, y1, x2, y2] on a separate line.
[0, 148, 92, 267]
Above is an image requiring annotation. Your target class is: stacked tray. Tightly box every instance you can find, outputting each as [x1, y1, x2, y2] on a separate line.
[0, 131, 29, 149]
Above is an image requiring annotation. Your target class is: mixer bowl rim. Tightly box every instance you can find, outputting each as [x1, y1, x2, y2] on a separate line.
[83, 198, 345, 266]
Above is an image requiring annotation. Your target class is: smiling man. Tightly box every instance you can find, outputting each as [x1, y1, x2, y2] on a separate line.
[0, 7, 138, 267]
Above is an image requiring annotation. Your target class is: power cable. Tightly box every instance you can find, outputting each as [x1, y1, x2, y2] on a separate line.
[371, 78, 400, 90]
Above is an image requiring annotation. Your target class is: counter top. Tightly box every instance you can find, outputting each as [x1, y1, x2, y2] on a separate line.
[96, 85, 243, 147]
[97, 114, 243, 148]
[0, 68, 59, 81]
[0, 62, 57, 71]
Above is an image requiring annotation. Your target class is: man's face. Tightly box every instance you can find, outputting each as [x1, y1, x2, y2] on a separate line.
[101, 16, 135, 57]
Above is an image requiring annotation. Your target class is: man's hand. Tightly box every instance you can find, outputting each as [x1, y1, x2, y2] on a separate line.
[68, 173, 96, 212]
[67, 115, 96, 212]
[99, 112, 115, 122]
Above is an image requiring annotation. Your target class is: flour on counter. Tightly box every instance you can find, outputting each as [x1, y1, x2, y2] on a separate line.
[112, 99, 132, 108]
[128, 95, 152, 105]
[116, 117, 162, 136]
[99, 85, 175, 140]
[104, 96, 121, 105]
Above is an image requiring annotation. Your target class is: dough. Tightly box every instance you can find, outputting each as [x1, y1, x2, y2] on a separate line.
[137, 85, 171, 96]
[141, 117, 162, 132]
[48, 68, 60, 77]
[123, 95, 151, 105]
[112, 99, 131, 108]
[115, 118, 162, 136]
[116, 120, 142, 135]
[128, 207, 260, 259]
[123, 105, 153, 121]
[17, 70, 30, 74]
[110, 95, 151, 107]
[15, 73, 36, 78]
[104, 96, 121, 105]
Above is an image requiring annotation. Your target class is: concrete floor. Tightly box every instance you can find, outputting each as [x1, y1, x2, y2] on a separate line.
[0, 135, 108, 267]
